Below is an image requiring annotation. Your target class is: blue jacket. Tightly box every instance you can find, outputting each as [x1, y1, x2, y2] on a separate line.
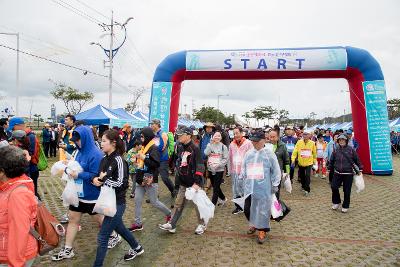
[155, 130, 169, 162]
[73, 126, 104, 201]
[200, 132, 213, 160]
[42, 128, 51, 143]
[63, 126, 76, 155]
[281, 135, 298, 156]
[325, 141, 338, 163]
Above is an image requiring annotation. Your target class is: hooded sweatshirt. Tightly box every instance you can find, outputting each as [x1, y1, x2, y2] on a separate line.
[73, 126, 104, 202]
[136, 127, 160, 185]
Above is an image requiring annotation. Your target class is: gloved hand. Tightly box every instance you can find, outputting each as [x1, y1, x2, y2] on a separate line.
[272, 186, 279, 194]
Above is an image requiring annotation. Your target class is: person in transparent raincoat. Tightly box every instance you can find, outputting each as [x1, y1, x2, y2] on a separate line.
[239, 130, 281, 244]
[228, 126, 253, 215]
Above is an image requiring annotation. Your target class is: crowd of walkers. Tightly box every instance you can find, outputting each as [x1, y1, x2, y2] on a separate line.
[0, 115, 365, 266]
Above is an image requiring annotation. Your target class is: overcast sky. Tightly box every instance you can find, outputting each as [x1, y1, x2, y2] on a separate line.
[0, 0, 399, 120]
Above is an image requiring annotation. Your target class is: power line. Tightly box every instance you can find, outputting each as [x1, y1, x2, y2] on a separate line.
[0, 43, 107, 78]
[126, 36, 153, 75]
[50, 0, 105, 26]
[73, 0, 110, 20]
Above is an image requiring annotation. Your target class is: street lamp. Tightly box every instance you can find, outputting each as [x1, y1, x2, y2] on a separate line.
[90, 12, 134, 108]
[217, 94, 229, 123]
[341, 89, 350, 123]
[0, 32, 19, 116]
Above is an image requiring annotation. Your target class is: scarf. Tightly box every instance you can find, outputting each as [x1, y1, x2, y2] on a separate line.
[137, 139, 155, 169]
[235, 137, 246, 147]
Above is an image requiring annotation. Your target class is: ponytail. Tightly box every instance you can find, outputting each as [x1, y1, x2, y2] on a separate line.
[103, 130, 126, 155]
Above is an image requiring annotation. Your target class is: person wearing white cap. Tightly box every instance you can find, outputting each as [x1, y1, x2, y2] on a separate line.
[291, 129, 317, 196]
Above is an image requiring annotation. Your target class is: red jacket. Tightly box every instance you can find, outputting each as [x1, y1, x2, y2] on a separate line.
[0, 175, 38, 267]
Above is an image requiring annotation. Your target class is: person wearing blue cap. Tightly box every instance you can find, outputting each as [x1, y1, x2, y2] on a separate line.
[8, 117, 41, 200]
[345, 129, 359, 150]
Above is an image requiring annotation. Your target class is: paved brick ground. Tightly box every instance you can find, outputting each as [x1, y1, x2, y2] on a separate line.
[33, 156, 400, 267]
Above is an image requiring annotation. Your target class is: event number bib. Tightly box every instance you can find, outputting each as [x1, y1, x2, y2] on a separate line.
[300, 149, 312, 158]
[75, 179, 84, 198]
[246, 162, 264, 180]
[286, 143, 295, 152]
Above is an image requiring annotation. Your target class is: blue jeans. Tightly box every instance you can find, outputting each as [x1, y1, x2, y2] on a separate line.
[93, 204, 139, 267]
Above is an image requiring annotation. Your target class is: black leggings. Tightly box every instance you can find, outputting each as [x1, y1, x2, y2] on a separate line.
[30, 170, 40, 200]
[208, 171, 225, 205]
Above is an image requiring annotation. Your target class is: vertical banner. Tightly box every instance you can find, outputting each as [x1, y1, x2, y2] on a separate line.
[149, 82, 172, 133]
[363, 80, 393, 173]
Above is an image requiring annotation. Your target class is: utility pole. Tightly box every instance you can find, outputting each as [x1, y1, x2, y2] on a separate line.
[108, 11, 114, 108]
[90, 13, 133, 109]
[0, 32, 19, 116]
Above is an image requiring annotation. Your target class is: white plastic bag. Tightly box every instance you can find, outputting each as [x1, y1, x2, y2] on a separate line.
[312, 162, 318, 171]
[51, 161, 67, 177]
[270, 193, 283, 219]
[283, 173, 292, 193]
[93, 186, 117, 217]
[354, 173, 365, 193]
[51, 160, 83, 181]
[61, 179, 79, 207]
[185, 188, 215, 225]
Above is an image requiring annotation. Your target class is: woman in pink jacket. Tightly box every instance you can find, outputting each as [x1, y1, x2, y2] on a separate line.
[229, 127, 253, 215]
[0, 146, 38, 267]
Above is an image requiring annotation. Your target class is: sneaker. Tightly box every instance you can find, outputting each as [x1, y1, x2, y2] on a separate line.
[332, 204, 340, 210]
[321, 175, 326, 179]
[130, 193, 135, 198]
[247, 227, 256, 235]
[194, 224, 206, 235]
[217, 198, 226, 207]
[304, 191, 310, 197]
[128, 224, 143, 232]
[341, 208, 348, 213]
[232, 207, 243, 215]
[257, 231, 267, 244]
[314, 174, 319, 178]
[165, 214, 171, 223]
[107, 234, 122, 249]
[59, 214, 69, 224]
[159, 222, 176, 233]
[124, 245, 144, 261]
[226, 174, 230, 177]
[146, 199, 150, 203]
[51, 247, 75, 261]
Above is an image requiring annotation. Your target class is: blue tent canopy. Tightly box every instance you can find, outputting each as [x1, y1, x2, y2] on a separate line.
[75, 105, 121, 125]
[133, 111, 149, 121]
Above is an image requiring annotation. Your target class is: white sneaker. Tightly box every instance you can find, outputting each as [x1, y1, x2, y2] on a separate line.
[51, 247, 75, 261]
[194, 224, 206, 235]
[108, 234, 122, 249]
[217, 198, 226, 207]
[159, 222, 176, 233]
[341, 208, 348, 213]
[314, 174, 319, 178]
[331, 204, 340, 210]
